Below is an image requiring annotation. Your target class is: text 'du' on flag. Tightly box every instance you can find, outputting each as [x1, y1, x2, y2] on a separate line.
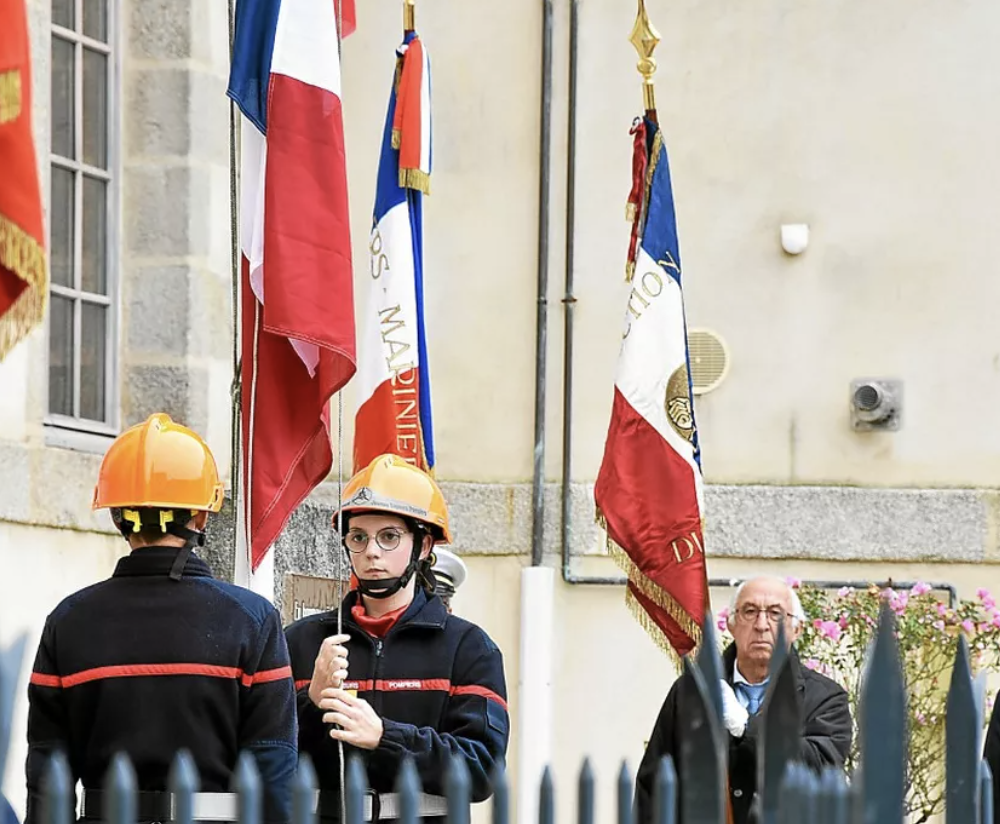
[594, 117, 708, 662]
[354, 32, 434, 475]
[228, 0, 357, 572]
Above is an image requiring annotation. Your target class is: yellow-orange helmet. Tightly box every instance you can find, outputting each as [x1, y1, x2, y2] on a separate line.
[92, 413, 225, 513]
[336, 454, 451, 544]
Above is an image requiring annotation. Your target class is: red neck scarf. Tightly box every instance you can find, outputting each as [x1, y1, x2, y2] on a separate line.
[351, 602, 409, 638]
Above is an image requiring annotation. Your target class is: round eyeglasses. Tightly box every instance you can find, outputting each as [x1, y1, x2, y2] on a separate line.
[343, 527, 411, 554]
[735, 604, 789, 625]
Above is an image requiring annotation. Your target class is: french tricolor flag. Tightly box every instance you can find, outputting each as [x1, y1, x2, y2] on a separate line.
[595, 118, 708, 660]
[353, 32, 435, 473]
[227, 0, 357, 593]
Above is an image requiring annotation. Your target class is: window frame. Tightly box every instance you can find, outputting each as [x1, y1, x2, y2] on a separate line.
[45, 0, 121, 446]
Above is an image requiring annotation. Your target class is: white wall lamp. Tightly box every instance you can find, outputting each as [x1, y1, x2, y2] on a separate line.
[780, 223, 810, 255]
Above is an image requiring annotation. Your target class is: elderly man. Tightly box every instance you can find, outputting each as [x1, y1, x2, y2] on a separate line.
[635, 576, 852, 824]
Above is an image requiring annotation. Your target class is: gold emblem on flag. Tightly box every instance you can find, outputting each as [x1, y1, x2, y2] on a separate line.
[665, 365, 696, 443]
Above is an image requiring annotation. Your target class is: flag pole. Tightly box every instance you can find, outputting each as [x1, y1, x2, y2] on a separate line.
[629, 0, 660, 121]
[628, 9, 731, 821]
[404, 0, 415, 33]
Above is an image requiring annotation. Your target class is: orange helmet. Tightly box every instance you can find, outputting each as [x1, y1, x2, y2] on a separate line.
[336, 454, 451, 544]
[93, 413, 225, 513]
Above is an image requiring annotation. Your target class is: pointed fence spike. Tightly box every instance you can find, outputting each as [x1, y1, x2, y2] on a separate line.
[976, 672, 990, 745]
[777, 763, 801, 824]
[104, 752, 137, 824]
[617, 761, 634, 824]
[757, 646, 801, 824]
[653, 755, 677, 824]
[537, 766, 554, 824]
[695, 611, 724, 726]
[799, 766, 818, 821]
[982, 760, 994, 824]
[345, 756, 368, 824]
[446, 753, 472, 824]
[856, 603, 907, 824]
[292, 754, 317, 824]
[0, 634, 27, 784]
[679, 659, 726, 824]
[578, 758, 595, 824]
[169, 750, 199, 824]
[233, 751, 262, 824]
[42, 752, 73, 824]
[816, 768, 849, 824]
[490, 759, 509, 824]
[947, 635, 978, 824]
[395, 755, 421, 824]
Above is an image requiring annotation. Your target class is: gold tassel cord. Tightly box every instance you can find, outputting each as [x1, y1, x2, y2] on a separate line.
[624, 130, 664, 284]
[637, 129, 663, 232]
[0, 214, 47, 362]
[391, 128, 402, 150]
[596, 509, 704, 653]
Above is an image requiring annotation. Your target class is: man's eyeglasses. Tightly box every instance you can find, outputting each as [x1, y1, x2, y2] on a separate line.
[344, 528, 411, 554]
[735, 604, 790, 625]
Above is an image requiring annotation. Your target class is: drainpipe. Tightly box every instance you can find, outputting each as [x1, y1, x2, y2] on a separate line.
[519, 3, 555, 824]
[530, 0, 554, 570]
[559, 0, 620, 585]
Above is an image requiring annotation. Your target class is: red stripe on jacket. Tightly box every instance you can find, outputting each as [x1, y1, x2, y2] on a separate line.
[31, 664, 292, 689]
[295, 677, 507, 710]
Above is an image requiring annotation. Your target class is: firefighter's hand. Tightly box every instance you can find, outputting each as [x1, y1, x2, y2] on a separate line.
[309, 634, 350, 708]
[321, 688, 384, 750]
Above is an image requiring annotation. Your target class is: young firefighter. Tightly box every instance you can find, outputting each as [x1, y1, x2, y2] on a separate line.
[286, 454, 509, 823]
[25, 414, 297, 824]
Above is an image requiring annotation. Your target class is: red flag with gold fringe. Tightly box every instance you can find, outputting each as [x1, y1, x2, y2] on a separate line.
[0, 0, 47, 362]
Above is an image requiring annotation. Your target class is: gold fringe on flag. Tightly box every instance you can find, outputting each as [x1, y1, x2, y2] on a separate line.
[0, 213, 47, 362]
[625, 587, 683, 672]
[398, 168, 430, 195]
[596, 507, 703, 663]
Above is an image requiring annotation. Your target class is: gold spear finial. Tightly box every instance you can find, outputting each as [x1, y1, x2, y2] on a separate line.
[629, 0, 661, 113]
[404, 0, 416, 32]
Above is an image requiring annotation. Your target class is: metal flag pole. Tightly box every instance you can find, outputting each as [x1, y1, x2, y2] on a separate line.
[335, 2, 347, 820]
[628, 5, 733, 821]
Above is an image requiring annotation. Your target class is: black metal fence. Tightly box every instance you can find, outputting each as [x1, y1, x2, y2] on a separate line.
[2, 605, 996, 824]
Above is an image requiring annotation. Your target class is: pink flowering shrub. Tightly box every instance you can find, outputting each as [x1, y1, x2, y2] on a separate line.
[717, 582, 1000, 822]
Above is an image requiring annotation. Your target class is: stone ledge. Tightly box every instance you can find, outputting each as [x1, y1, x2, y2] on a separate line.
[201, 481, 1000, 585]
[3, 455, 997, 568]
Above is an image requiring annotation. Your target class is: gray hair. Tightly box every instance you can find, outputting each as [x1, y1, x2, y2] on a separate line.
[728, 577, 807, 624]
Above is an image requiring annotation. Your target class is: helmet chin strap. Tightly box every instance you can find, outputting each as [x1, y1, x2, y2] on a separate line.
[352, 544, 421, 600]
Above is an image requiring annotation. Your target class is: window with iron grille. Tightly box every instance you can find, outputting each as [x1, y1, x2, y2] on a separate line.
[47, 0, 117, 434]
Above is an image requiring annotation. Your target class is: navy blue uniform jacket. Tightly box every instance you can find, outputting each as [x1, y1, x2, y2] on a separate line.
[285, 589, 509, 808]
[25, 547, 297, 823]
